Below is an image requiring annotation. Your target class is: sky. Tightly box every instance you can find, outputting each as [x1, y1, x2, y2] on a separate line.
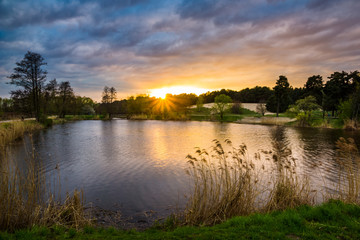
[1, 0, 359, 101]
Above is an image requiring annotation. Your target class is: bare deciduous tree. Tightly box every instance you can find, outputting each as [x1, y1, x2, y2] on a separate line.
[7, 51, 47, 121]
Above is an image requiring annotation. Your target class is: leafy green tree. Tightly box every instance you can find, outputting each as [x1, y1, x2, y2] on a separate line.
[351, 86, 360, 122]
[196, 96, 204, 112]
[0, 98, 13, 114]
[213, 94, 232, 120]
[81, 105, 95, 115]
[7, 51, 47, 121]
[323, 71, 353, 116]
[296, 96, 320, 113]
[349, 71, 360, 122]
[339, 72, 360, 125]
[58, 81, 74, 118]
[269, 76, 291, 117]
[304, 75, 323, 105]
[199, 87, 273, 104]
[44, 78, 58, 115]
[288, 96, 320, 126]
[126, 95, 151, 116]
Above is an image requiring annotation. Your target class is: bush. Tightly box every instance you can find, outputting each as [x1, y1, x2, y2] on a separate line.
[42, 118, 53, 127]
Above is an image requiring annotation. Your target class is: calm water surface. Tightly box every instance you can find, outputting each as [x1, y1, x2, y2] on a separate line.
[9, 120, 360, 217]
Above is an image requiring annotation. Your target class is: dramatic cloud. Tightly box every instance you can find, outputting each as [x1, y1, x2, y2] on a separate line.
[1, 0, 359, 100]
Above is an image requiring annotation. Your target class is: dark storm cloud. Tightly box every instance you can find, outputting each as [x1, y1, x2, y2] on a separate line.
[306, 0, 338, 10]
[266, 0, 286, 3]
[0, 0, 150, 29]
[0, 1, 82, 29]
[176, 0, 304, 26]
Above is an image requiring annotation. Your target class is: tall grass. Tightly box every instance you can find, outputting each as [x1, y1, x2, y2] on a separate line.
[265, 129, 314, 211]
[0, 121, 43, 147]
[334, 137, 360, 203]
[183, 135, 360, 226]
[184, 139, 260, 225]
[0, 142, 92, 232]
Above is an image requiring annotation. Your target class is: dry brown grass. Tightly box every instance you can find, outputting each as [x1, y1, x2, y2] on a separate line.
[184, 139, 260, 225]
[0, 143, 92, 232]
[334, 137, 360, 204]
[183, 136, 360, 226]
[0, 121, 43, 147]
[343, 119, 359, 131]
[183, 137, 317, 226]
[264, 132, 315, 212]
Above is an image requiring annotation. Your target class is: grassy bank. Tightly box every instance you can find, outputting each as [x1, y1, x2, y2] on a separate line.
[0, 115, 111, 147]
[189, 107, 260, 122]
[63, 115, 108, 121]
[1, 200, 359, 239]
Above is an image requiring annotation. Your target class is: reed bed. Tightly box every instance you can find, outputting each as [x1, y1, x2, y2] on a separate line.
[0, 144, 92, 232]
[0, 121, 43, 147]
[184, 139, 260, 225]
[334, 137, 360, 203]
[264, 130, 315, 211]
[183, 137, 359, 226]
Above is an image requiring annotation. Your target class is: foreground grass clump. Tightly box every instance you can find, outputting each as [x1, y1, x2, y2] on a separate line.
[264, 128, 314, 212]
[0, 146, 92, 232]
[184, 139, 260, 225]
[182, 133, 359, 226]
[334, 137, 360, 203]
[1, 200, 360, 239]
[183, 135, 315, 226]
[0, 121, 43, 147]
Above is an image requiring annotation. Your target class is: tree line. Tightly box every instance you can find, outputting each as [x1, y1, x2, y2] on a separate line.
[266, 73, 360, 121]
[1, 51, 359, 125]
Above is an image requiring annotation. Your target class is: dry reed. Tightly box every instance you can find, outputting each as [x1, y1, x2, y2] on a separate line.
[0, 121, 43, 147]
[0, 142, 92, 232]
[343, 119, 359, 131]
[184, 139, 260, 225]
[264, 133, 315, 211]
[334, 137, 360, 204]
[183, 137, 316, 226]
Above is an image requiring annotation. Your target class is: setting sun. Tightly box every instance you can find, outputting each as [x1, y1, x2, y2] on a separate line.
[150, 86, 211, 99]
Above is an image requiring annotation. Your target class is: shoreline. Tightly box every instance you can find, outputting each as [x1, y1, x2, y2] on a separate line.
[1, 115, 357, 149]
[2, 200, 360, 238]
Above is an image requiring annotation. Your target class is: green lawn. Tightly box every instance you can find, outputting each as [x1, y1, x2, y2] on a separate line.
[2, 200, 359, 239]
[189, 107, 260, 122]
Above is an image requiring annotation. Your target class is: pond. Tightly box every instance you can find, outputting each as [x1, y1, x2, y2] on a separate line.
[8, 120, 360, 219]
